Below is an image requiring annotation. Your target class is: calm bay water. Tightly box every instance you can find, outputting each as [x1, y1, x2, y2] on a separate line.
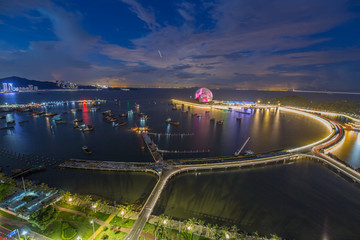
[154, 160, 360, 240]
[0, 89, 360, 239]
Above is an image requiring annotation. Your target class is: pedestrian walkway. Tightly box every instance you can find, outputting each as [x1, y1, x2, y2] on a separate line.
[54, 205, 155, 239]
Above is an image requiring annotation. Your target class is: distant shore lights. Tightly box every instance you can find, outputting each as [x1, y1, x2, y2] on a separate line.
[195, 88, 213, 103]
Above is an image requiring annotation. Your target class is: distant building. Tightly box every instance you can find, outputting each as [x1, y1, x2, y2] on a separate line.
[2, 83, 7, 92]
[55, 80, 78, 89]
[8, 83, 14, 91]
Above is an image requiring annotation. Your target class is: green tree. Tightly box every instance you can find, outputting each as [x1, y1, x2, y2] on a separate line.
[29, 205, 59, 230]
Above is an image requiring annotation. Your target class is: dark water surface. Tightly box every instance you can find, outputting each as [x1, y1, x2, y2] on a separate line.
[1, 89, 360, 239]
[154, 160, 360, 240]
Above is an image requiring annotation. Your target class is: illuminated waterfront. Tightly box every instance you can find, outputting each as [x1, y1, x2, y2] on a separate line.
[1, 89, 360, 239]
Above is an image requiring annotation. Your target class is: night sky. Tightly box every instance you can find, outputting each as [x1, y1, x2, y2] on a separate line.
[1, 0, 360, 90]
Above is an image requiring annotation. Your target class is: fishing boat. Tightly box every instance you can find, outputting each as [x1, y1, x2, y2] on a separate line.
[119, 113, 128, 117]
[55, 120, 67, 124]
[82, 146, 92, 155]
[18, 120, 29, 124]
[7, 120, 15, 124]
[70, 109, 82, 113]
[79, 124, 94, 131]
[73, 118, 83, 123]
[216, 120, 224, 125]
[43, 112, 58, 117]
[113, 122, 127, 127]
[0, 126, 14, 130]
[165, 118, 180, 126]
[102, 110, 112, 115]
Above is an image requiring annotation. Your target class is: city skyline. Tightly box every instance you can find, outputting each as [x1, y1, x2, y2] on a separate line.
[1, 0, 360, 91]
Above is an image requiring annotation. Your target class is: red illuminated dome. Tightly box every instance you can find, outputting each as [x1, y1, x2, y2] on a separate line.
[195, 88, 213, 103]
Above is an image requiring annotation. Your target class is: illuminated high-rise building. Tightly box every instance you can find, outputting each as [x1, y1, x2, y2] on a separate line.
[2, 83, 8, 92]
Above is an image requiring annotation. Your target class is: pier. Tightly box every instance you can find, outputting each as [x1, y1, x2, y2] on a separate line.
[141, 133, 163, 162]
[147, 132, 194, 136]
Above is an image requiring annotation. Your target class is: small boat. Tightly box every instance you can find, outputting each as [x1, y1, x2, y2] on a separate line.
[82, 146, 92, 155]
[140, 115, 148, 120]
[113, 122, 127, 127]
[236, 117, 242, 121]
[18, 120, 29, 124]
[169, 121, 180, 126]
[43, 112, 58, 117]
[165, 118, 180, 126]
[216, 120, 224, 125]
[70, 109, 82, 113]
[31, 111, 45, 116]
[103, 116, 118, 122]
[138, 112, 146, 116]
[0, 115, 6, 119]
[0, 126, 14, 130]
[102, 110, 112, 115]
[55, 120, 67, 124]
[73, 118, 83, 123]
[119, 113, 128, 117]
[79, 124, 94, 131]
[7, 120, 15, 124]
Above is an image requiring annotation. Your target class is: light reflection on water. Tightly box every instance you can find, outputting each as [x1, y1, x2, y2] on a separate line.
[154, 160, 360, 240]
[333, 131, 360, 167]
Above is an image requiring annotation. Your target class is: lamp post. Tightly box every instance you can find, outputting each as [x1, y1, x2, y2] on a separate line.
[76, 236, 82, 240]
[90, 220, 95, 235]
[22, 230, 28, 240]
[121, 210, 125, 219]
[92, 204, 97, 213]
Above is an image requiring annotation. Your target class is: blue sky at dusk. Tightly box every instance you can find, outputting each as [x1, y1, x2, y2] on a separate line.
[0, 0, 360, 90]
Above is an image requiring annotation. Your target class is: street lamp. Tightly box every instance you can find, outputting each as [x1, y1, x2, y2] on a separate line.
[226, 233, 230, 239]
[92, 204, 97, 213]
[76, 236, 82, 240]
[163, 220, 167, 225]
[90, 220, 95, 235]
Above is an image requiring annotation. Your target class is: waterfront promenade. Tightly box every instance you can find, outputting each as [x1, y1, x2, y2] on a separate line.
[57, 104, 360, 240]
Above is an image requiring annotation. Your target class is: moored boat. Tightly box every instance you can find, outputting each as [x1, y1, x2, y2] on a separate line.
[18, 120, 29, 124]
[0, 126, 14, 130]
[113, 122, 127, 127]
[82, 146, 92, 155]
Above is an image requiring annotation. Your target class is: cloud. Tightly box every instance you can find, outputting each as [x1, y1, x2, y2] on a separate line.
[121, 0, 159, 30]
[1, 0, 360, 91]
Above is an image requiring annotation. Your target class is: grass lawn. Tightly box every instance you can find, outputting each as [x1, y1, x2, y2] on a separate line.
[110, 216, 135, 229]
[56, 202, 110, 222]
[95, 226, 127, 240]
[34, 211, 100, 240]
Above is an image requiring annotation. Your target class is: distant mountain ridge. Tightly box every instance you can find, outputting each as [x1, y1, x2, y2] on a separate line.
[0, 76, 94, 89]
